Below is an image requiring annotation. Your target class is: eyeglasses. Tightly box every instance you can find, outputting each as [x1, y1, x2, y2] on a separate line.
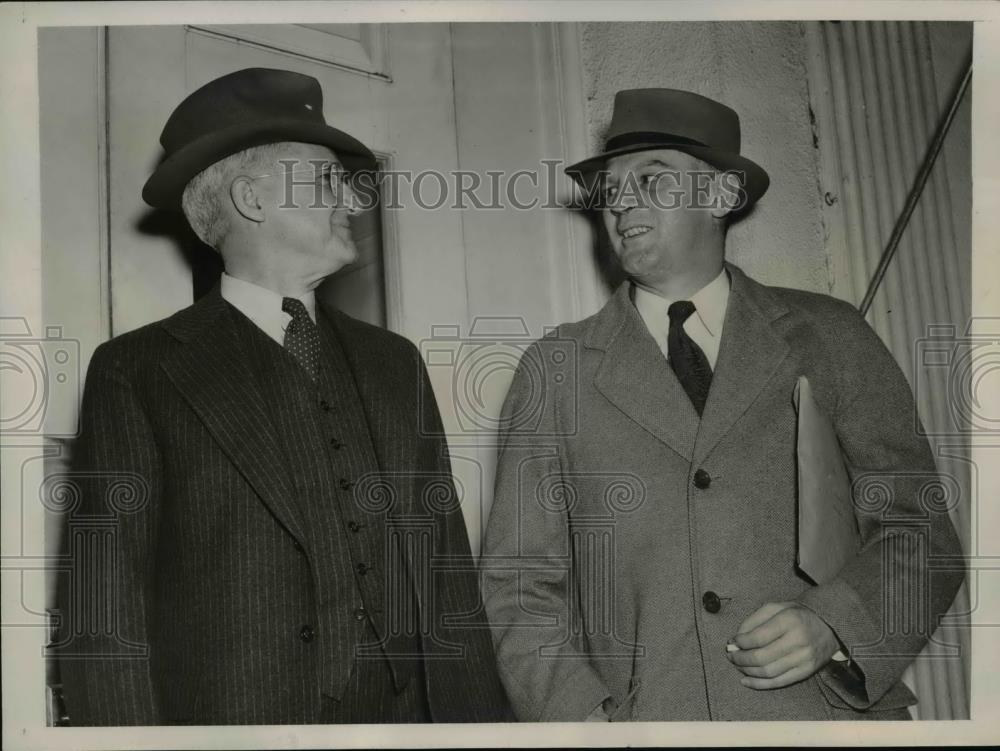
[249, 162, 358, 210]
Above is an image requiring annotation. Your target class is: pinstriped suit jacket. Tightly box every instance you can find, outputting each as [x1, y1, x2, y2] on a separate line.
[57, 286, 510, 725]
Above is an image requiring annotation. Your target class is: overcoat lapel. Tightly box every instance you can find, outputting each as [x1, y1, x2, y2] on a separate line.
[159, 287, 306, 544]
[693, 263, 790, 465]
[588, 284, 700, 462]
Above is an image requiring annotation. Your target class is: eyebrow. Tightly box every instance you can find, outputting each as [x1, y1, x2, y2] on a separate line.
[605, 159, 678, 185]
[638, 159, 676, 170]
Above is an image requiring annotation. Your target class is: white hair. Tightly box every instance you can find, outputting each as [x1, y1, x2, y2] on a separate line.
[180, 142, 294, 248]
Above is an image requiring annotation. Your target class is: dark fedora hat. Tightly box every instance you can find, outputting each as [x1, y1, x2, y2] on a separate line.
[142, 67, 377, 209]
[566, 88, 769, 208]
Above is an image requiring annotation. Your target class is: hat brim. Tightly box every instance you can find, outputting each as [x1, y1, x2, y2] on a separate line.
[142, 119, 377, 209]
[566, 141, 770, 210]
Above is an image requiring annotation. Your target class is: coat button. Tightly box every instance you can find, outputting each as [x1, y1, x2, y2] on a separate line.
[299, 624, 315, 642]
[347, 521, 360, 533]
[352, 607, 367, 621]
[702, 591, 722, 614]
[292, 539, 304, 553]
[693, 469, 711, 489]
[356, 562, 369, 576]
[339, 478, 354, 491]
[319, 399, 332, 412]
[330, 438, 343, 450]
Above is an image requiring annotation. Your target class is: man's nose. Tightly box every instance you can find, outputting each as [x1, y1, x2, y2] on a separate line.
[609, 195, 637, 215]
[338, 180, 364, 216]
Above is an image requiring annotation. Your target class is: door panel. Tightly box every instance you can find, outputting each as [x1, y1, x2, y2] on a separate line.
[107, 24, 469, 342]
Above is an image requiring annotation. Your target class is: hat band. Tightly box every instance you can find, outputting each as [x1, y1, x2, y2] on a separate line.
[606, 131, 708, 152]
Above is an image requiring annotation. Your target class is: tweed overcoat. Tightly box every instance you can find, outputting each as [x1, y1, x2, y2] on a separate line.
[481, 263, 964, 721]
[57, 286, 510, 725]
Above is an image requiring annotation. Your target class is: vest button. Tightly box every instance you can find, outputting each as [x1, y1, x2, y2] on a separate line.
[330, 438, 343, 450]
[292, 539, 304, 553]
[339, 477, 354, 491]
[693, 469, 712, 489]
[702, 591, 722, 614]
[353, 607, 367, 621]
[299, 624, 315, 642]
[347, 521, 360, 533]
[356, 562, 369, 576]
[319, 399, 332, 412]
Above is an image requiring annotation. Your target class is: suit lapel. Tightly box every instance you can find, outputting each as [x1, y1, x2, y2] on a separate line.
[589, 285, 700, 462]
[693, 264, 790, 466]
[159, 288, 306, 544]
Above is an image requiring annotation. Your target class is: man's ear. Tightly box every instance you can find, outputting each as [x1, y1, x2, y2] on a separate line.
[710, 170, 744, 220]
[229, 176, 266, 223]
[707, 171, 732, 220]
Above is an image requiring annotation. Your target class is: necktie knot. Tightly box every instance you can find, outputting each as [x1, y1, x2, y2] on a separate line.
[282, 296, 311, 322]
[667, 300, 697, 325]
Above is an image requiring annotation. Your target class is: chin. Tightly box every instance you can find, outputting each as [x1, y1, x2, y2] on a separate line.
[329, 240, 358, 265]
[617, 244, 656, 277]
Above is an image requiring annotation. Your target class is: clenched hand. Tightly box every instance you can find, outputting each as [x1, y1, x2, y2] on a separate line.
[727, 601, 840, 689]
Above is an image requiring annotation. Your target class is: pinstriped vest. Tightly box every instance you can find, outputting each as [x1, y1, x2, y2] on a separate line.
[229, 305, 422, 701]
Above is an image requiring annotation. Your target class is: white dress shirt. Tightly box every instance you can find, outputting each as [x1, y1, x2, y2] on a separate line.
[632, 268, 730, 369]
[220, 272, 317, 347]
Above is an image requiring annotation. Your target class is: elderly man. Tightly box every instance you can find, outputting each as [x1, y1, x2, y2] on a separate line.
[57, 67, 508, 725]
[481, 88, 964, 721]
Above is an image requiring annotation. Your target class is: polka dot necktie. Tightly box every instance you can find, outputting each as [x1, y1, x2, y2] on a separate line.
[282, 297, 320, 382]
[667, 300, 713, 416]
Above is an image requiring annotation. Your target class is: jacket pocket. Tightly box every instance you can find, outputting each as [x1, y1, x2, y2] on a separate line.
[816, 671, 918, 715]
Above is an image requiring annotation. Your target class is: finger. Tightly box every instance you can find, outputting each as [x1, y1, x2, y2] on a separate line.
[735, 601, 792, 636]
[733, 608, 797, 651]
[728, 633, 798, 668]
[739, 662, 812, 690]
[732, 647, 810, 679]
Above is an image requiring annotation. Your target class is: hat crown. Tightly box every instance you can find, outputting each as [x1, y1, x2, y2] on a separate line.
[160, 68, 326, 154]
[606, 88, 741, 154]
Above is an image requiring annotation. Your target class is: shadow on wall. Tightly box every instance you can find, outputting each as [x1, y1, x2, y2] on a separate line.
[136, 209, 223, 301]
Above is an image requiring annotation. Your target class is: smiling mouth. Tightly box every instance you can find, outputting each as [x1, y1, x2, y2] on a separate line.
[620, 226, 652, 239]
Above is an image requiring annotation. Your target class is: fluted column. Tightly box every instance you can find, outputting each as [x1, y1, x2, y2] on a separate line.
[804, 20, 971, 719]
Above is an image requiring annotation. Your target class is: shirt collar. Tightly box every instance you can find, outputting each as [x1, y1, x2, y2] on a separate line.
[221, 273, 316, 323]
[632, 267, 731, 336]
[689, 267, 730, 336]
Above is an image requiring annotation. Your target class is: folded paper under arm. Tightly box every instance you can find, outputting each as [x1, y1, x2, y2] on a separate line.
[794, 375, 861, 585]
